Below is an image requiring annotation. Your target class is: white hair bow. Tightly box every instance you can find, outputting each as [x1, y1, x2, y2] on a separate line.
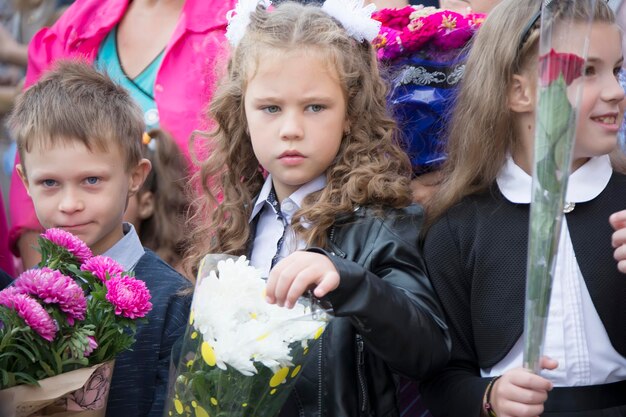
[225, 0, 272, 47]
[321, 0, 381, 43]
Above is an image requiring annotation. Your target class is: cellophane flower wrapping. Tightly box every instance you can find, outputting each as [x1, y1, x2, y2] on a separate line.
[165, 255, 331, 417]
[372, 6, 485, 174]
[523, 1, 596, 373]
[0, 229, 152, 416]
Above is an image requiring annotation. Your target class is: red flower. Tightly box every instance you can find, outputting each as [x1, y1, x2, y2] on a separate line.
[539, 49, 585, 86]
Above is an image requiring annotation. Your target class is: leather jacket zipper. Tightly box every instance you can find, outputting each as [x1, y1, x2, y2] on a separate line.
[356, 334, 369, 413]
[328, 226, 346, 258]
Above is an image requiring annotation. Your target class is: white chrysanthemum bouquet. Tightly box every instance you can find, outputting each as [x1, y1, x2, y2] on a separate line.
[166, 255, 330, 417]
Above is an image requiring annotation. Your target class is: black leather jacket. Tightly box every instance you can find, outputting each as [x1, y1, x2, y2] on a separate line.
[280, 204, 450, 417]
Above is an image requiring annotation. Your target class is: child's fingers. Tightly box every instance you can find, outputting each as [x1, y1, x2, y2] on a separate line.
[539, 355, 558, 371]
[505, 386, 549, 405]
[509, 371, 553, 392]
[612, 228, 626, 248]
[609, 210, 626, 231]
[313, 270, 340, 298]
[284, 265, 321, 308]
[266, 256, 292, 304]
[500, 401, 544, 417]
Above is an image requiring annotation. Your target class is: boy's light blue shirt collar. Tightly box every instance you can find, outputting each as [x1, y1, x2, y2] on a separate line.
[102, 222, 145, 271]
[248, 174, 327, 222]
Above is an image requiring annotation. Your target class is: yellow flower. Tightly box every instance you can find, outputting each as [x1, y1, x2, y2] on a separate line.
[441, 14, 457, 30]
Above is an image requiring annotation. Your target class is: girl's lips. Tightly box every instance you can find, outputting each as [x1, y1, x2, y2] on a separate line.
[591, 113, 620, 132]
[278, 150, 304, 158]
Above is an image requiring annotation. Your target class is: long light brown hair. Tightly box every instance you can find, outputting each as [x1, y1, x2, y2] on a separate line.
[184, 2, 412, 275]
[425, 0, 616, 227]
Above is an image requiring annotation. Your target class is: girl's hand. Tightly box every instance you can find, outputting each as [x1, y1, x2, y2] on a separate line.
[266, 251, 340, 308]
[489, 357, 558, 417]
[609, 210, 626, 273]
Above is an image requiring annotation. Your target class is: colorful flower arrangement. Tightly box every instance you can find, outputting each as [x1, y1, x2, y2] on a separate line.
[0, 228, 152, 389]
[166, 255, 330, 417]
[372, 5, 485, 61]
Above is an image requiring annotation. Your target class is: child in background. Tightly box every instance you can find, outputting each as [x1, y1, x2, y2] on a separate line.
[421, 0, 626, 416]
[10, 61, 191, 417]
[124, 129, 190, 274]
[184, 1, 450, 415]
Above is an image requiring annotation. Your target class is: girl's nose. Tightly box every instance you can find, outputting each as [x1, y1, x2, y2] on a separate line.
[58, 189, 85, 214]
[279, 112, 304, 141]
[604, 69, 626, 103]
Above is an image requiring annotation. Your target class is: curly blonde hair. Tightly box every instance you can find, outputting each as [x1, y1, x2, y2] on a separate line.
[184, 2, 412, 275]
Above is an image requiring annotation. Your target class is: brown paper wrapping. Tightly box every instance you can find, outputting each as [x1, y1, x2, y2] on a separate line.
[0, 360, 114, 417]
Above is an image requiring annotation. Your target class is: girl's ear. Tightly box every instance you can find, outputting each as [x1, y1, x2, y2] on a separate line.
[137, 191, 155, 220]
[128, 158, 152, 197]
[508, 73, 536, 113]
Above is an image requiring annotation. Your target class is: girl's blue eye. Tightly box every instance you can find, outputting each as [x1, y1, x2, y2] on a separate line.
[308, 104, 324, 112]
[264, 106, 280, 114]
[85, 177, 99, 185]
[42, 179, 57, 187]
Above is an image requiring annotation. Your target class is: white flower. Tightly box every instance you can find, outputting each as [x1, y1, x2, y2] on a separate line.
[192, 256, 328, 376]
[321, 0, 381, 43]
[225, 0, 272, 47]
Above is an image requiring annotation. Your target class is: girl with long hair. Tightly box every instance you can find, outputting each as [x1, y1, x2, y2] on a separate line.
[185, 1, 449, 415]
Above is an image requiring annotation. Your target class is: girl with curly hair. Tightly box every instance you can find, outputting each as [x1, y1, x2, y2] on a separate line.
[184, 1, 449, 415]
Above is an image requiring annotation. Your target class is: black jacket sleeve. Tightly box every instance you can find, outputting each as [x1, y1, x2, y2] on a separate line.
[310, 205, 450, 380]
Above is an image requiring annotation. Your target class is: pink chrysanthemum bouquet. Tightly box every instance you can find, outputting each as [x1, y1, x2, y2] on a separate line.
[0, 228, 152, 416]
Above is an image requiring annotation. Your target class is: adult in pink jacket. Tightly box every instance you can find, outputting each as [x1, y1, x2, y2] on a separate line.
[10, 0, 234, 268]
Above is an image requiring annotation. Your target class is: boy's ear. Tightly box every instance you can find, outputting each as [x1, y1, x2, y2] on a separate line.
[137, 191, 155, 220]
[128, 158, 151, 197]
[16, 164, 31, 196]
[508, 73, 536, 113]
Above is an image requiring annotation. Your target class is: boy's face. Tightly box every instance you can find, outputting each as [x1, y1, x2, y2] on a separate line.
[18, 140, 150, 255]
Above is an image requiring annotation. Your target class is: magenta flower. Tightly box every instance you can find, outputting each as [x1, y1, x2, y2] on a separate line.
[81, 256, 124, 282]
[105, 276, 152, 319]
[41, 228, 93, 263]
[14, 268, 87, 325]
[84, 336, 98, 357]
[0, 287, 58, 341]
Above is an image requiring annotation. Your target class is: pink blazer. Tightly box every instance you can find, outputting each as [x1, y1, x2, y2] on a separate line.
[9, 0, 234, 253]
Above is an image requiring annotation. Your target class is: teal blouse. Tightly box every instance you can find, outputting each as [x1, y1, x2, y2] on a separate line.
[96, 26, 164, 130]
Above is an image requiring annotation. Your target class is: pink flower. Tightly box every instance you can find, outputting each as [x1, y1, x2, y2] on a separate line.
[105, 276, 152, 319]
[14, 268, 87, 325]
[372, 6, 415, 30]
[372, 7, 486, 61]
[81, 256, 124, 282]
[84, 336, 98, 357]
[41, 228, 93, 263]
[0, 288, 57, 341]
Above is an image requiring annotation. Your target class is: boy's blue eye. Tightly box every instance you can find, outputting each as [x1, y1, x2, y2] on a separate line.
[85, 177, 99, 185]
[42, 179, 57, 187]
[263, 106, 280, 114]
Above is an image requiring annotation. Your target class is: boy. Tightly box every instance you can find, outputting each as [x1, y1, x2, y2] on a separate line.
[9, 60, 191, 417]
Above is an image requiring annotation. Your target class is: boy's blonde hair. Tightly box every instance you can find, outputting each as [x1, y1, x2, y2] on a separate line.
[425, 0, 615, 227]
[10, 60, 145, 174]
[185, 2, 412, 274]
